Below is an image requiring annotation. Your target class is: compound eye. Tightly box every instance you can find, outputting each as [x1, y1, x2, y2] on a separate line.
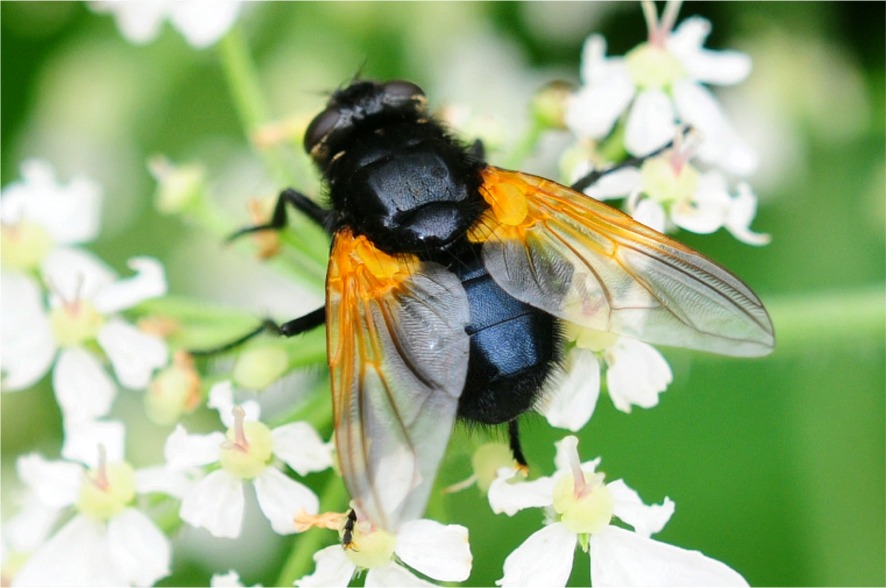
[304, 107, 341, 153]
[381, 80, 425, 107]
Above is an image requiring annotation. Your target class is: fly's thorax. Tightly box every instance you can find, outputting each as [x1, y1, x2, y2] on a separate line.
[325, 119, 486, 255]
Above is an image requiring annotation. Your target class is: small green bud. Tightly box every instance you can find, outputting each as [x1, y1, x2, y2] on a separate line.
[531, 80, 575, 130]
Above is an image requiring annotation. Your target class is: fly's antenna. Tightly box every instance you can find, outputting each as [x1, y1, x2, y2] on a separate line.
[351, 58, 369, 84]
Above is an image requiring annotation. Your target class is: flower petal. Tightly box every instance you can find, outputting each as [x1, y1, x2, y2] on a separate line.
[271, 422, 333, 475]
[725, 183, 771, 246]
[590, 525, 749, 586]
[4, 494, 63, 553]
[135, 464, 196, 499]
[566, 74, 635, 140]
[553, 435, 601, 474]
[53, 347, 117, 424]
[605, 338, 672, 413]
[632, 198, 667, 232]
[97, 318, 168, 389]
[208, 380, 261, 427]
[41, 247, 116, 305]
[672, 81, 758, 175]
[89, 0, 167, 45]
[16, 453, 81, 508]
[396, 519, 472, 582]
[295, 545, 356, 588]
[1, 159, 103, 245]
[579, 35, 621, 86]
[11, 515, 117, 586]
[488, 469, 556, 516]
[624, 90, 675, 157]
[365, 562, 437, 588]
[539, 347, 601, 432]
[180, 469, 244, 538]
[0, 271, 55, 390]
[583, 167, 643, 201]
[164, 424, 224, 469]
[496, 523, 576, 587]
[168, 0, 242, 48]
[92, 257, 167, 314]
[62, 419, 126, 466]
[211, 570, 249, 587]
[253, 468, 319, 535]
[669, 17, 752, 86]
[607, 479, 674, 537]
[107, 508, 171, 586]
[670, 170, 730, 235]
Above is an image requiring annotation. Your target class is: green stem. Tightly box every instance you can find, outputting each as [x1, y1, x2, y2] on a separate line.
[503, 118, 544, 170]
[217, 25, 293, 184]
[764, 285, 885, 352]
[216, 24, 329, 272]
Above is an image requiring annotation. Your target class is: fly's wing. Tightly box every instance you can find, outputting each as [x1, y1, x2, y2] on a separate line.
[326, 229, 471, 531]
[468, 167, 774, 357]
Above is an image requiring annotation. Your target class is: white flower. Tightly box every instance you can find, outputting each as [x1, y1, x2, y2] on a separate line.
[565, 1, 756, 175]
[211, 569, 261, 587]
[583, 145, 770, 245]
[9, 425, 171, 587]
[490, 436, 748, 587]
[296, 516, 472, 587]
[90, 0, 242, 49]
[1, 249, 168, 427]
[1, 159, 102, 273]
[538, 327, 672, 432]
[171, 381, 332, 538]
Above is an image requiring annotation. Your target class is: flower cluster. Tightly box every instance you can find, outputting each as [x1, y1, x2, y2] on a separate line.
[562, 0, 768, 245]
[2, 1, 767, 586]
[534, 0, 771, 436]
[0, 160, 332, 586]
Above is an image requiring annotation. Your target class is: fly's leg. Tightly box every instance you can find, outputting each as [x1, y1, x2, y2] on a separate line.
[570, 126, 693, 193]
[341, 508, 358, 550]
[189, 307, 326, 356]
[508, 420, 529, 472]
[227, 188, 330, 243]
[189, 188, 330, 356]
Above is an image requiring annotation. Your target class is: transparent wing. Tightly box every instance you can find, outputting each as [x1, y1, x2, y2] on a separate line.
[326, 229, 470, 531]
[470, 167, 774, 357]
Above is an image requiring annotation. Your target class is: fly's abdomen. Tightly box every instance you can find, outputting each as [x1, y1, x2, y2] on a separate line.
[454, 251, 559, 425]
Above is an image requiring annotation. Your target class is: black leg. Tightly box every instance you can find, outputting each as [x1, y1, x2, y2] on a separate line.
[271, 307, 326, 337]
[570, 126, 692, 193]
[508, 420, 528, 470]
[226, 188, 330, 243]
[189, 306, 326, 356]
[341, 508, 358, 549]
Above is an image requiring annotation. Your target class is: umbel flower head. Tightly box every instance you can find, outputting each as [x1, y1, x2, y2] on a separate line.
[490, 436, 748, 587]
[581, 134, 771, 246]
[8, 424, 171, 587]
[1, 251, 168, 425]
[166, 381, 332, 538]
[565, 0, 756, 175]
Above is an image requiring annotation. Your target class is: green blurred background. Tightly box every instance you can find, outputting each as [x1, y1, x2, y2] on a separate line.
[2, 2, 883, 586]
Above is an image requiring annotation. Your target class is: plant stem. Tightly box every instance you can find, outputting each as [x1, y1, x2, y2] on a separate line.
[764, 285, 885, 352]
[217, 24, 329, 270]
[503, 118, 544, 170]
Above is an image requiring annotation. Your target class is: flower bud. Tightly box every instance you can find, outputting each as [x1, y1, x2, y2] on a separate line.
[149, 156, 206, 215]
[531, 80, 574, 130]
[233, 345, 288, 390]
